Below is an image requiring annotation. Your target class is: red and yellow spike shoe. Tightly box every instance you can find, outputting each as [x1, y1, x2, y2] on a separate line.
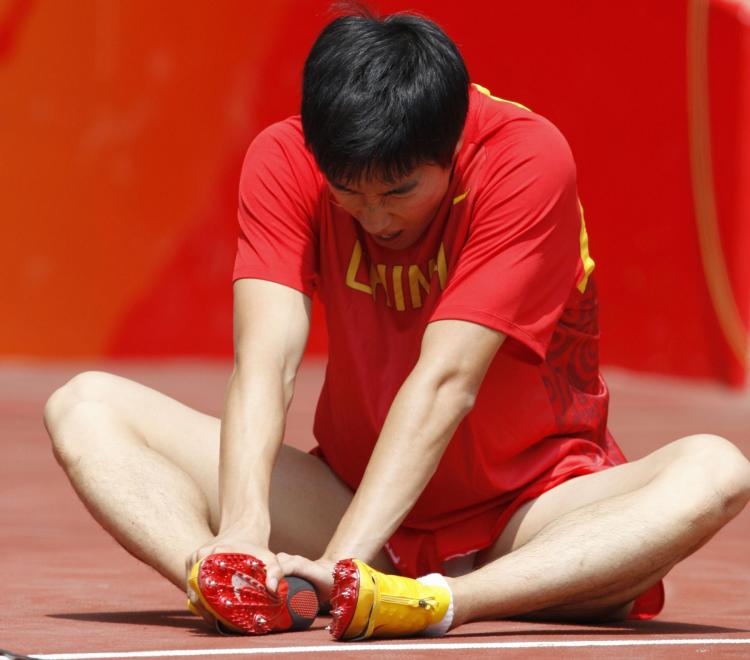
[187, 553, 319, 635]
[329, 559, 451, 640]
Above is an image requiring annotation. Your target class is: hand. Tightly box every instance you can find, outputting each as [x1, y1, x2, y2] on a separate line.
[276, 553, 336, 604]
[185, 527, 283, 594]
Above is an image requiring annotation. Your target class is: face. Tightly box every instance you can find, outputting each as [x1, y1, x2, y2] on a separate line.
[328, 163, 452, 250]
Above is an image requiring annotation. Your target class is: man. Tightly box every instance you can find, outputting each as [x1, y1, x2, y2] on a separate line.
[44, 9, 750, 639]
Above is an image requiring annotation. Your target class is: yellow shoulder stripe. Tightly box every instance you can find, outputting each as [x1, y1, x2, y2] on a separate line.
[473, 83, 531, 112]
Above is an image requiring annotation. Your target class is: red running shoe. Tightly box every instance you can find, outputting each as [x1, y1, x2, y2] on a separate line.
[187, 553, 319, 635]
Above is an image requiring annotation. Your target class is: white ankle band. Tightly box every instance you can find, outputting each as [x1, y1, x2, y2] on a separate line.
[416, 572, 454, 636]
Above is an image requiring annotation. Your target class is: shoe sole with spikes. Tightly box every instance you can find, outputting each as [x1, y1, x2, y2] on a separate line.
[187, 553, 319, 635]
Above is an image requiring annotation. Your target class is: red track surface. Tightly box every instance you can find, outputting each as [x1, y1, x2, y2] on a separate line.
[2, 360, 749, 658]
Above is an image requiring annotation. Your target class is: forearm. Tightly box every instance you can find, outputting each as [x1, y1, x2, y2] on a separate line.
[323, 368, 474, 562]
[218, 363, 291, 543]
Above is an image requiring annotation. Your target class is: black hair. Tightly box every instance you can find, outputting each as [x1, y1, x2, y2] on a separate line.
[301, 8, 469, 185]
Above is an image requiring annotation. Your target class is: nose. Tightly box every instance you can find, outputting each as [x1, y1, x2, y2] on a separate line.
[357, 204, 393, 235]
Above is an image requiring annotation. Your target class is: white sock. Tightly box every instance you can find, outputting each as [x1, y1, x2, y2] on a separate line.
[416, 573, 454, 636]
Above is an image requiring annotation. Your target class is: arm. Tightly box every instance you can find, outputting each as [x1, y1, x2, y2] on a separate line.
[188, 278, 310, 589]
[322, 318, 505, 563]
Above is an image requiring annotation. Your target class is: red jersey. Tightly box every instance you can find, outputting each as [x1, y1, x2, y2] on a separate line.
[233, 84, 626, 575]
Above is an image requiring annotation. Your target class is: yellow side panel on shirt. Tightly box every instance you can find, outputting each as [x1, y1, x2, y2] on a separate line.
[577, 200, 596, 293]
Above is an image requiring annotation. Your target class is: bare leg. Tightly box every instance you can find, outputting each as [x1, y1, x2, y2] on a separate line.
[448, 435, 750, 625]
[43, 371, 393, 590]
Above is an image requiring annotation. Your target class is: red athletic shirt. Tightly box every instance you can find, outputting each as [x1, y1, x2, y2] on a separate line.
[233, 84, 626, 566]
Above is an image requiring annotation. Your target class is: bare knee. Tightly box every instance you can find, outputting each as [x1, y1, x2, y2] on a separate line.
[44, 371, 123, 467]
[671, 434, 750, 521]
[44, 370, 119, 428]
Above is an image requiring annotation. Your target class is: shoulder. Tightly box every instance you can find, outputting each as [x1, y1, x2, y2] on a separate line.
[464, 85, 576, 195]
[244, 116, 318, 171]
[238, 117, 326, 231]
[240, 117, 325, 204]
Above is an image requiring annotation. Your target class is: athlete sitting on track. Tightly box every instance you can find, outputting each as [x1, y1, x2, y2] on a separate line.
[44, 8, 750, 639]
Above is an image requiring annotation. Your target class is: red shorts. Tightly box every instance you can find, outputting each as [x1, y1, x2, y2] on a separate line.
[311, 445, 664, 620]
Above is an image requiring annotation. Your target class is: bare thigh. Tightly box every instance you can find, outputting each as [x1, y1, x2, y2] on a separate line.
[54, 371, 394, 570]
[477, 436, 713, 564]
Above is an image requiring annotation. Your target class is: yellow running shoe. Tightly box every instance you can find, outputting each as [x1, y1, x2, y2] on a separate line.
[329, 559, 452, 640]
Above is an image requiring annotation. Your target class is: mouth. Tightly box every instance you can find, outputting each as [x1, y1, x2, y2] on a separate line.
[373, 230, 403, 242]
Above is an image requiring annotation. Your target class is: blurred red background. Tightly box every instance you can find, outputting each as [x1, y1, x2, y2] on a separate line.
[2, 0, 748, 384]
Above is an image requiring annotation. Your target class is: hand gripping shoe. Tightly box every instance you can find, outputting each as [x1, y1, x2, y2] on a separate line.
[328, 558, 451, 640]
[187, 553, 319, 635]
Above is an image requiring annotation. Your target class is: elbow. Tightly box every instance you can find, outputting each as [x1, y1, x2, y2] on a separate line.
[281, 366, 297, 410]
[230, 358, 297, 411]
[450, 383, 478, 417]
[431, 372, 479, 420]
[413, 357, 482, 420]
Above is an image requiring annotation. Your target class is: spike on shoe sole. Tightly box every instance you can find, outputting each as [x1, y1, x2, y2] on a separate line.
[188, 553, 319, 635]
[328, 558, 452, 641]
[329, 558, 373, 640]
